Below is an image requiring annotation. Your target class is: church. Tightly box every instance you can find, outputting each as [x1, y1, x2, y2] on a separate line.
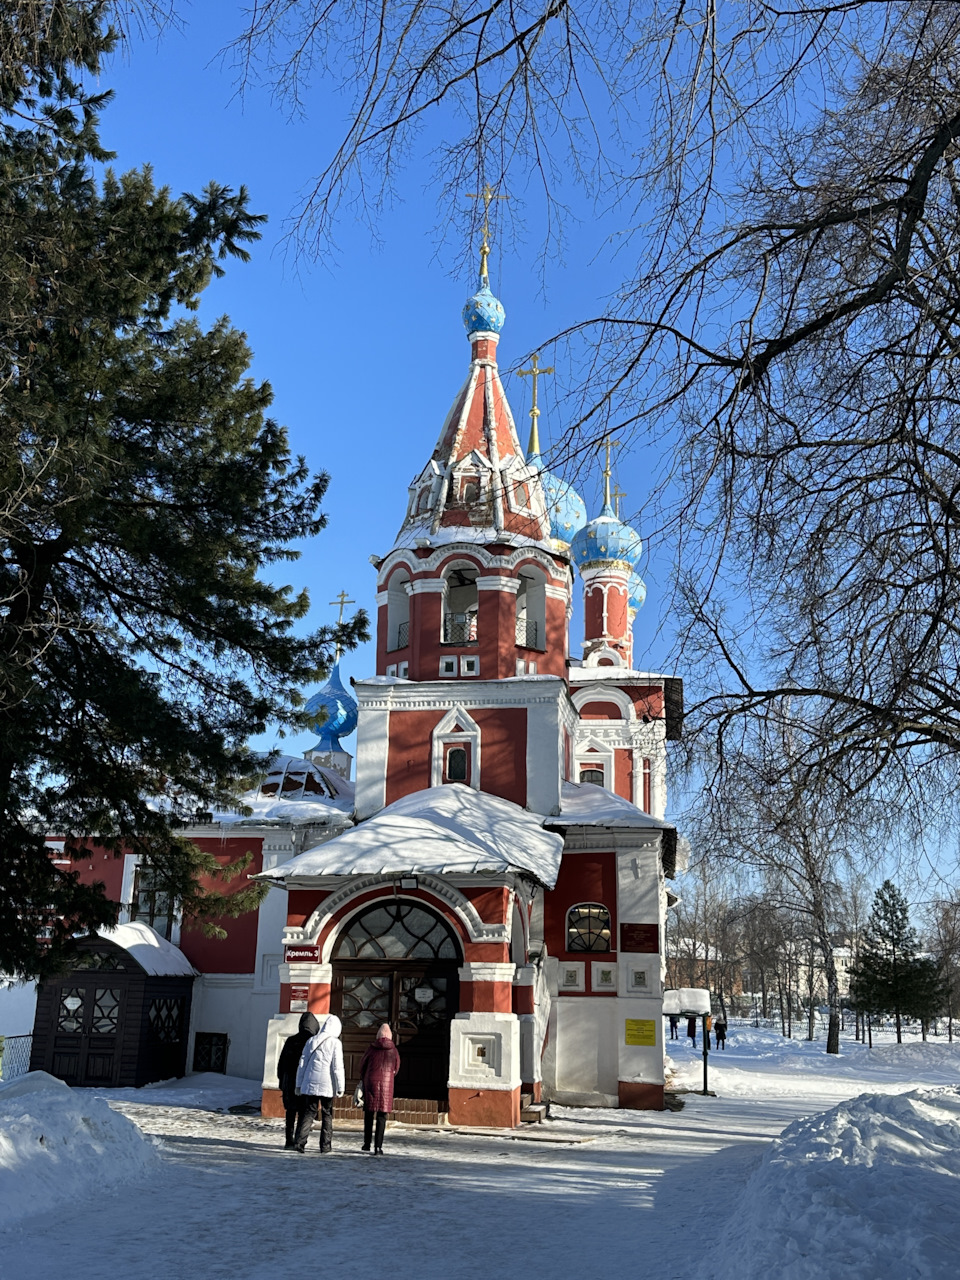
[256, 245, 682, 1128]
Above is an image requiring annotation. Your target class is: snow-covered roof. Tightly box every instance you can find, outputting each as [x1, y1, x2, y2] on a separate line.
[548, 781, 674, 829]
[211, 755, 355, 829]
[97, 922, 197, 977]
[567, 665, 673, 683]
[259, 784, 564, 888]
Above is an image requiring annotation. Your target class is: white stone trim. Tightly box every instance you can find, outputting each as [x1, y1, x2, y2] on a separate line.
[571, 684, 636, 720]
[354, 676, 568, 712]
[448, 1011, 521, 1092]
[476, 575, 521, 592]
[407, 578, 448, 594]
[431, 705, 481, 789]
[279, 963, 332, 985]
[458, 963, 517, 983]
[544, 584, 569, 601]
[591, 960, 618, 992]
[286, 876, 509, 956]
[376, 542, 567, 585]
[557, 961, 585, 993]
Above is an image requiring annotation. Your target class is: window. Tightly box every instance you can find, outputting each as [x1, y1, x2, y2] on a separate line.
[579, 767, 605, 786]
[443, 565, 479, 644]
[194, 1032, 229, 1074]
[567, 903, 612, 953]
[334, 900, 460, 961]
[131, 866, 176, 940]
[440, 656, 457, 676]
[398, 661, 409, 679]
[446, 746, 468, 781]
[460, 656, 478, 676]
[515, 569, 547, 650]
[147, 997, 186, 1044]
[387, 569, 411, 651]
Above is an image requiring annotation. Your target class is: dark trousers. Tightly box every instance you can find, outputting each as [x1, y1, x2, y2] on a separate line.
[363, 1110, 387, 1151]
[293, 1095, 335, 1151]
[283, 1097, 298, 1147]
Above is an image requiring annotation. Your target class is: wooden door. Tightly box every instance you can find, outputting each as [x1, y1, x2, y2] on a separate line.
[331, 899, 462, 1102]
[49, 983, 123, 1086]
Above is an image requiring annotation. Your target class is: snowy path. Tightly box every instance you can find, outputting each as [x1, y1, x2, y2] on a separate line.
[4, 1030, 958, 1280]
[0, 1091, 813, 1280]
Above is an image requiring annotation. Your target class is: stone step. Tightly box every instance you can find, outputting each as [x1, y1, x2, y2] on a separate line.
[332, 1097, 448, 1126]
[520, 1103, 546, 1124]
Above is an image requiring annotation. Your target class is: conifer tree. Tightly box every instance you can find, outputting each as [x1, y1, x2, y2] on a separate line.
[850, 881, 923, 1045]
[0, 2, 366, 977]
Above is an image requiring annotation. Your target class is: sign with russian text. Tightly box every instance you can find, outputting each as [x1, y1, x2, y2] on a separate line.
[620, 923, 659, 954]
[285, 945, 321, 963]
[289, 984, 309, 1012]
[624, 1019, 657, 1047]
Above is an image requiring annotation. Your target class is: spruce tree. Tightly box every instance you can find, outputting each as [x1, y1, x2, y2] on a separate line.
[0, 3, 366, 977]
[850, 881, 922, 1044]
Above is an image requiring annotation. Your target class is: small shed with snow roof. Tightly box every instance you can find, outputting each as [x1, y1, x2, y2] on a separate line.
[30, 922, 196, 1089]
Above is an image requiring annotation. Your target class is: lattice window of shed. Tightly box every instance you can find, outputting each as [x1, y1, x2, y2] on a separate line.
[148, 997, 185, 1044]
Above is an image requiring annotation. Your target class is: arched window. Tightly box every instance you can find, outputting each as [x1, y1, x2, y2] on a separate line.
[579, 767, 605, 786]
[515, 568, 547, 650]
[443, 564, 479, 644]
[567, 903, 612, 953]
[387, 569, 411, 651]
[334, 901, 460, 961]
[446, 746, 468, 781]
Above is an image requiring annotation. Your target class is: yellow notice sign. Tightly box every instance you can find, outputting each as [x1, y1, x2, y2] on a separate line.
[624, 1019, 657, 1047]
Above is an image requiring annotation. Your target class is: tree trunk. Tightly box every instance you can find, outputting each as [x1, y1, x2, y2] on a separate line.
[867, 1015, 873, 1048]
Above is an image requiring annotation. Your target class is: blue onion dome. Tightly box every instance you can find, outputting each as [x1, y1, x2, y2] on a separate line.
[304, 660, 358, 752]
[628, 568, 647, 612]
[570, 500, 643, 570]
[528, 450, 588, 546]
[462, 279, 506, 335]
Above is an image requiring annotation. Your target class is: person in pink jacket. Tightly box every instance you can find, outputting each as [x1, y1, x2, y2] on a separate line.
[359, 1022, 401, 1154]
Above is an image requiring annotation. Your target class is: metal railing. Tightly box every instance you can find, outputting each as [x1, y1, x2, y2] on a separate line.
[388, 620, 409, 651]
[443, 613, 478, 645]
[0, 1034, 33, 1080]
[515, 619, 541, 650]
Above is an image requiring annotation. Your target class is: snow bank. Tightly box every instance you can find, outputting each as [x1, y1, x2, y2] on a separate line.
[715, 1085, 960, 1280]
[0, 1073, 158, 1227]
[96, 1072, 262, 1111]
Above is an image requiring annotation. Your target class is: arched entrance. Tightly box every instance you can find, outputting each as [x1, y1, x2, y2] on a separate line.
[331, 900, 461, 1101]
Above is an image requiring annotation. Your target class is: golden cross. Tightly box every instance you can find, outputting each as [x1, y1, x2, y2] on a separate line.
[613, 485, 627, 518]
[601, 435, 620, 509]
[518, 352, 554, 456]
[329, 590, 355, 660]
[467, 184, 509, 283]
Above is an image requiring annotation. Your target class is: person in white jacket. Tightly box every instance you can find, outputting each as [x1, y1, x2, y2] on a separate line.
[292, 1014, 345, 1153]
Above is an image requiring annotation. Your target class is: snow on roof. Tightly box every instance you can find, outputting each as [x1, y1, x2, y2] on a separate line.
[97, 921, 197, 977]
[548, 781, 674, 829]
[259, 784, 565, 888]
[211, 754, 355, 829]
[567, 665, 674, 683]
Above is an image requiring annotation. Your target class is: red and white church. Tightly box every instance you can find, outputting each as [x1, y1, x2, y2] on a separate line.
[256, 257, 683, 1127]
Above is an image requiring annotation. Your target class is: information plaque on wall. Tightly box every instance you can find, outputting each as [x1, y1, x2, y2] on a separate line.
[624, 1019, 657, 1046]
[285, 945, 321, 963]
[289, 984, 309, 1012]
[620, 923, 659, 953]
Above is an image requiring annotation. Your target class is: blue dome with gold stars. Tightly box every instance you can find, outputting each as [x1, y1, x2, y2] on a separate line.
[570, 500, 643, 570]
[528, 450, 587, 546]
[304, 661, 358, 752]
[628, 568, 647, 612]
[462, 279, 506, 335]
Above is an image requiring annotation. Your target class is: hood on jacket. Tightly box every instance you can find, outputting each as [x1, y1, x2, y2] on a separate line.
[311, 1014, 342, 1041]
[299, 1012, 321, 1036]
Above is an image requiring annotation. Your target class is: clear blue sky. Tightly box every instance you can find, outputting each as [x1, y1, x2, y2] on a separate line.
[99, 6, 675, 760]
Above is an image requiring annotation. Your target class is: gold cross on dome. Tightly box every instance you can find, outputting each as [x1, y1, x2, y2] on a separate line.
[613, 485, 627, 518]
[601, 435, 620, 509]
[467, 184, 509, 283]
[329, 590, 355, 660]
[518, 352, 555, 456]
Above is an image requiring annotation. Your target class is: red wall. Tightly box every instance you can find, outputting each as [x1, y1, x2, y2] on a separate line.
[543, 851, 618, 993]
[385, 707, 528, 807]
[177, 837, 264, 973]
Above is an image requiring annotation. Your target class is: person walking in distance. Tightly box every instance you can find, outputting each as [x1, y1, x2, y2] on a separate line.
[669, 1014, 679, 1041]
[686, 1015, 697, 1049]
[359, 1022, 401, 1154]
[715, 1016, 728, 1050]
[277, 1011, 321, 1149]
[294, 1014, 346, 1153]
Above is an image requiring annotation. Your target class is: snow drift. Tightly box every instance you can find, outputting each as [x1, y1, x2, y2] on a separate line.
[0, 1072, 158, 1228]
[714, 1085, 960, 1279]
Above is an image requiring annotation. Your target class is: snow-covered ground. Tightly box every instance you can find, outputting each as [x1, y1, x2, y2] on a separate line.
[1, 1025, 958, 1279]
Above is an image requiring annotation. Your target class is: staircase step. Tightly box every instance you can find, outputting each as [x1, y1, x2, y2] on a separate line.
[520, 1103, 546, 1124]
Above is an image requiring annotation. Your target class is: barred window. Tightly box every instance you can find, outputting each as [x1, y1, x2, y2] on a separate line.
[567, 903, 612, 953]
